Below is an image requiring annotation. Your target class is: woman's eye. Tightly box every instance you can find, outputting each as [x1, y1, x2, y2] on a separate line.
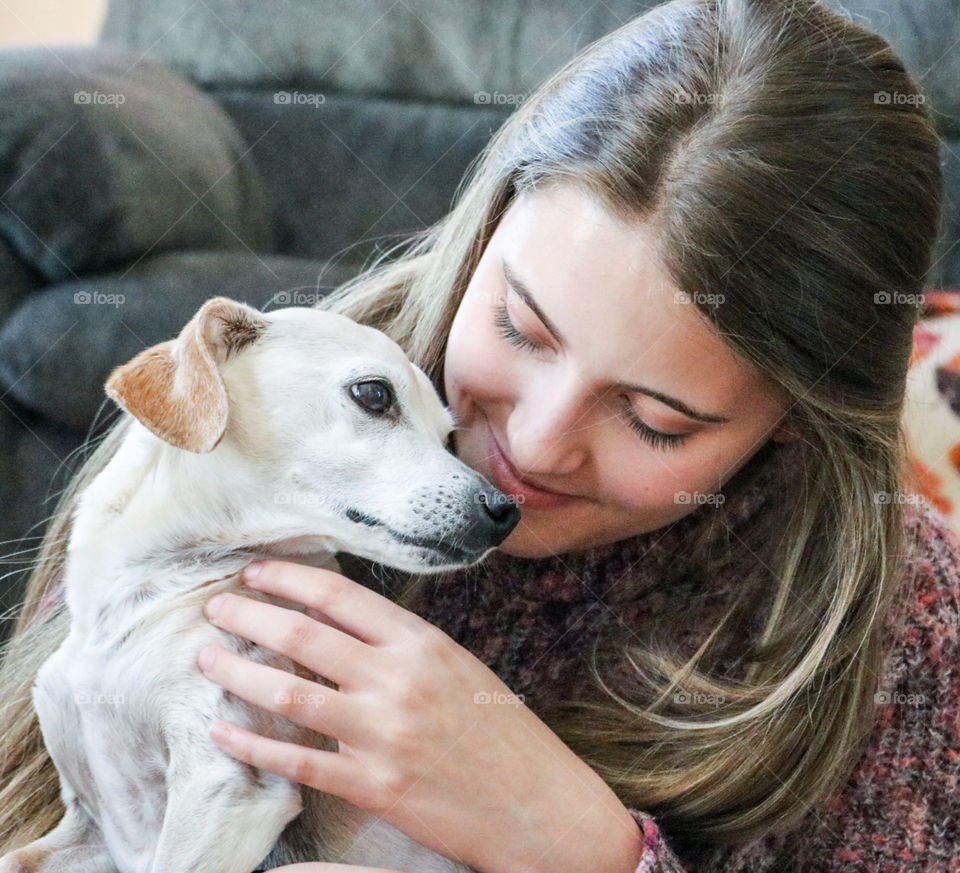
[494, 299, 688, 452]
[493, 302, 547, 352]
[621, 400, 688, 451]
[492, 299, 687, 452]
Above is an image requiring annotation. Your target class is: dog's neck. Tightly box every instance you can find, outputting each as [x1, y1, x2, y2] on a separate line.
[65, 423, 340, 629]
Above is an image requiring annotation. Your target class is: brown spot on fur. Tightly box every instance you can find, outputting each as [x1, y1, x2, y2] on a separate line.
[242, 761, 266, 791]
[6, 844, 50, 872]
[222, 314, 267, 359]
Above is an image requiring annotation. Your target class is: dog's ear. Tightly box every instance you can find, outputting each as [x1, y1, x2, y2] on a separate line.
[105, 297, 269, 453]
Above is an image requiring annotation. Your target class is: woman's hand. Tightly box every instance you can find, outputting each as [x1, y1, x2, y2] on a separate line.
[197, 560, 642, 873]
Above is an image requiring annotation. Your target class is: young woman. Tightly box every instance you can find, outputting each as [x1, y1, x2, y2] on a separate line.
[1, 0, 955, 870]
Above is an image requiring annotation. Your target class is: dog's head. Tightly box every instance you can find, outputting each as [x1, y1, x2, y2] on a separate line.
[105, 297, 519, 570]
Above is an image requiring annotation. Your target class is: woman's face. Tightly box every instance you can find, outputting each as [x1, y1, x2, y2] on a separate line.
[443, 183, 795, 558]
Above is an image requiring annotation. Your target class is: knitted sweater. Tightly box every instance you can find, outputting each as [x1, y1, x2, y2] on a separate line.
[340, 466, 960, 873]
[33, 453, 958, 870]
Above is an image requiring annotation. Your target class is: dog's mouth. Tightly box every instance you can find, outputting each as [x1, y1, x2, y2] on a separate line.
[345, 508, 381, 528]
[344, 507, 473, 563]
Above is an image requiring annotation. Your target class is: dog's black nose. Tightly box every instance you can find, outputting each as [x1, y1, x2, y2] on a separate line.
[465, 483, 521, 548]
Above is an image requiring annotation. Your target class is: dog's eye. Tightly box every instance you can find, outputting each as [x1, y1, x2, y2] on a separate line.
[349, 379, 396, 415]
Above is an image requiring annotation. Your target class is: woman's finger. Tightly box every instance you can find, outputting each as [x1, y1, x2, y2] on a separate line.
[241, 560, 424, 645]
[197, 645, 372, 748]
[204, 591, 378, 690]
[206, 721, 369, 805]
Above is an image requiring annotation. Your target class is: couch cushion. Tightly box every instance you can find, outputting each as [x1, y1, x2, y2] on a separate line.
[0, 237, 43, 325]
[0, 398, 89, 643]
[98, 0, 959, 134]
[0, 251, 360, 429]
[0, 47, 274, 284]
[99, 0, 655, 105]
[934, 138, 960, 288]
[213, 88, 508, 261]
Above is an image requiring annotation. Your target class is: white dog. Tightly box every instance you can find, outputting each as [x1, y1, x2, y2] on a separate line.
[1, 297, 520, 873]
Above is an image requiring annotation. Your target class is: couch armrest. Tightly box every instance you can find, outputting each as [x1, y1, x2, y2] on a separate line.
[0, 46, 275, 289]
[0, 251, 359, 430]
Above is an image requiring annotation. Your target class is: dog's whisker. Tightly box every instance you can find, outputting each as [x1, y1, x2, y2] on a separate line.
[0, 546, 45, 562]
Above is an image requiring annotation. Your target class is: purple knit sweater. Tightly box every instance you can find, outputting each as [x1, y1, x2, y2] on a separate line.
[352, 469, 960, 873]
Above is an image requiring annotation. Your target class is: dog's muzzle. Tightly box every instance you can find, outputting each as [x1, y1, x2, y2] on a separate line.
[346, 480, 520, 562]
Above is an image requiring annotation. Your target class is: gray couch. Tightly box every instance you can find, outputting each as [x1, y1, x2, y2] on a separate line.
[1, 0, 958, 636]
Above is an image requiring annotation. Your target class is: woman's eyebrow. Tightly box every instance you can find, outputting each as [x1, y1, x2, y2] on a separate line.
[500, 256, 731, 425]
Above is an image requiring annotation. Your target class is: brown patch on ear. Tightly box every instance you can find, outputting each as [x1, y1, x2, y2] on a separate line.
[105, 297, 268, 453]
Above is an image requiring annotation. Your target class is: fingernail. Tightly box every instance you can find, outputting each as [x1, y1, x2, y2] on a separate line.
[243, 561, 264, 582]
[210, 721, 233, 741]
[204, 594, 226, 619]
[198, 646, 218, 672]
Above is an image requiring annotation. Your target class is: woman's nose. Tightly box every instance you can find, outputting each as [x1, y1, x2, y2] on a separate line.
[507, 389, 590, 477]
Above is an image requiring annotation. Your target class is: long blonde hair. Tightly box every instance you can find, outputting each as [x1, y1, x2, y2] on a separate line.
[0, 0, 942, 852]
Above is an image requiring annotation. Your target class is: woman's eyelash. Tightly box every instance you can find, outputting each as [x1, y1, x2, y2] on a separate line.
[620, 402, 688, 452]
[493, 301, 547, 352]
[492, 301, 688, 452]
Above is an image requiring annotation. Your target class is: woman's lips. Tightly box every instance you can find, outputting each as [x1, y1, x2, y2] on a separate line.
[483, 425, 578, 510]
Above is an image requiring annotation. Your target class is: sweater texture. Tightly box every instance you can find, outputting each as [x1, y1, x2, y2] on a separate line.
[34, 441, 960, 871]
[340, 447, 960, 873]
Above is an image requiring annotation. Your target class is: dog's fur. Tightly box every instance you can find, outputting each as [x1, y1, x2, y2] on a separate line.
[0, 297, 519, 873]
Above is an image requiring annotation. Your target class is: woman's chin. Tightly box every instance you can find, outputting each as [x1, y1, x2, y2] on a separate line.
[492, 522, 575, 559]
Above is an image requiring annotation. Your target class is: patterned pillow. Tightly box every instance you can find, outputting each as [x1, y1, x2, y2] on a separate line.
[903, 290, 960, 535]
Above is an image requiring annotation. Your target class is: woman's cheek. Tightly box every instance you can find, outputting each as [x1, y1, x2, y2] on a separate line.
[657, 436, 745, 508]
[610, 460, 686, 515]
[608, 443, 714, 514]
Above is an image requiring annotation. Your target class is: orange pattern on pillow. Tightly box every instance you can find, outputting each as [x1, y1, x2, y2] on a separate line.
[903, 291, 960, 536]
[906, 457, 952, 517]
